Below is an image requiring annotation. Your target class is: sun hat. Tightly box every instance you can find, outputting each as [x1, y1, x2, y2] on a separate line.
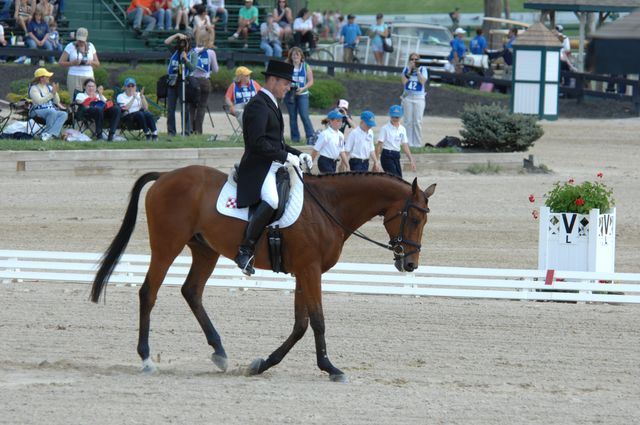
[262, 60, 294, 82]
[360, 110, 376, 127]
[454, 27, 466, 35]
[123, 77, 136, 86]
[75, 27, 89, 42]
[338, 99, 349, 109]
[34, 68, 53, 78]
[327, 109, 344, 120]
[235, 66, 252, 77]
[389, 105, 403, 118]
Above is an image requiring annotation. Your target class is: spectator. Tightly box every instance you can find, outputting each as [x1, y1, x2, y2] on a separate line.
[58, 27, 100, 93]
[47, 18, 63, 55]
[25, 9, 55, 64]
[449, 7, 460, 30]
[14, 0, 35, 34]
[127, 0, 156, 36]
[0, 1, 12, 21]
[0, 22, 7, 63]
[401, 52, 428, 147]
[29, 67, 68, 141]
[345, 110, 380, 172]
[206, 0, 228, 33]
[224, 66, 261, 126]
[152, 0, 173, 32]
[311, 109, 349, 174]
[339, 14, 361, 64]
[323, 99, 354, 134]
[172, 0, 189, 30]
[375, 105, 416, 178]
[448, 27, 466, 72]
[260, 13, 282, 60]
[116, 77, 158, 140]
[37, 0, 55, 24]
[284, 46, 315, 144]
[556, 25, 576, 72]
[469, 28, 487, 55]
[228, 0, 258, 50]
[192, 3, 213, 32]
[189, 27, 219, 134]
[368, 13, 388, 66]
[75, 78, 122, 141]
[49, 0, 65, 21]
[292, 8, 315, 50]
[487, 27, 517, 67]
[273, 0, 292, 46]
[164, 32, 196, 136]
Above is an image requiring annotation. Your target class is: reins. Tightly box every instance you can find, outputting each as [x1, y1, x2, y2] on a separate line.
[293, 166, 394, 252]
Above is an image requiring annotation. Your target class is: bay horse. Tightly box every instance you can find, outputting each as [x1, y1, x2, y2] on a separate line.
[91, 165, 436, 382]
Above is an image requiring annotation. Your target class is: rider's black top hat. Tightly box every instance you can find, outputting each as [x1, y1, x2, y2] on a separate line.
[262, 60, 294, 82]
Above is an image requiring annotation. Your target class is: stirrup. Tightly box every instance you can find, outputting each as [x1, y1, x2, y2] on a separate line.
[235, 251, 255, 276]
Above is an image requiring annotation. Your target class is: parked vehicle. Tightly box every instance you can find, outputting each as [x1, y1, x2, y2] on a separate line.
[389, 22, 452, 71]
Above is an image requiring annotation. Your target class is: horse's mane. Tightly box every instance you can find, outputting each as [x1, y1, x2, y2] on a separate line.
[303, 171, 411, 187]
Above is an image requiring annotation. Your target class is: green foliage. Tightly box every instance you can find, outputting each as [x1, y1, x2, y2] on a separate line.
[465, 161, 503, 174]
[10, 79, 31, 96]
[309, 79, 346, 110]
[210, 67, 236, 92]
[544, 177, 615, 214]
[117, 65, 167, 95]
[93, 67, 110, 88]
[460, 103, 543, 152]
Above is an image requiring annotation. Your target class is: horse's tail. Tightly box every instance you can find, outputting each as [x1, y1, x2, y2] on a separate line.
[90, 172, 162, 303]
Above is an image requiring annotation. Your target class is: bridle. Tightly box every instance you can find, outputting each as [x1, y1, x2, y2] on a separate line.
[383, 196, 430, 262]
[294, 167, 429, 262]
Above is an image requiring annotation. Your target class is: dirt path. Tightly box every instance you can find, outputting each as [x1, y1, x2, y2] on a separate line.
[1, 116, 639, 424]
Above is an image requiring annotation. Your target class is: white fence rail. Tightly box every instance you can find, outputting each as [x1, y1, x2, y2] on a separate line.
[2, 250, 640, 304]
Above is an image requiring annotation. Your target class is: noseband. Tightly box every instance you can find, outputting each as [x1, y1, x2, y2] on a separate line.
[383, 197, 430, 261]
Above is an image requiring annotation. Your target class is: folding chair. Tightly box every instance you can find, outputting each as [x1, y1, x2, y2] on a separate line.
[114, 86, 163, 140]
[222, 104, 243, 143]
[70, 90, 97, 137]
[0, 99, 11, 134]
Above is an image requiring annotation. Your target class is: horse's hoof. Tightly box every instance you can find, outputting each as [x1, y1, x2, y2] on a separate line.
[211, 353, 228, 372]
[330, 373, 348, 383]
[141, 358, 157, 374]
[246, 358, 265, 376]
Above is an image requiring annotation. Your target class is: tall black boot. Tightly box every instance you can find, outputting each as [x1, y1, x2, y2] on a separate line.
[234, 201, 275, 276]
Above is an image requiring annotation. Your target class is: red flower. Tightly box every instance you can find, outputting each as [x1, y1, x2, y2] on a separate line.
[532, 210, 539, 219]
[528, 194, 535, 203]
[597, 172, 603, 178]
[568, 178, 575, 184]
[575, 198, 585, 206]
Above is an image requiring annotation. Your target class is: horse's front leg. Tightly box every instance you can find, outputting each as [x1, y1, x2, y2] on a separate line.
[247, 279, 309, 376]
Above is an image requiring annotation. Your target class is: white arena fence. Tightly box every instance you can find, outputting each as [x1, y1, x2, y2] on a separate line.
[2, 250, 640, 304]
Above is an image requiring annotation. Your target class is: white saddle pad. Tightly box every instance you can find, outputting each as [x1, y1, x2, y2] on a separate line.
[216, 168, 304, 228]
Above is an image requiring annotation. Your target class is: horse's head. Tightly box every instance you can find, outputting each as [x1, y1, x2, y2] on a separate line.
[383, 178, 436, 272]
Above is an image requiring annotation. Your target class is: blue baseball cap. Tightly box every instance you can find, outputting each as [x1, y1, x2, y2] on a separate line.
[360, 110, 376, 127]
[327, 109, 344, 120]
[389, 104, 403, 118]
[123, 78, 136, 87]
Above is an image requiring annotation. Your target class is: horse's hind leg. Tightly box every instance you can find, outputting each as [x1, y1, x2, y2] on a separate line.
[181, 241, 228, 372]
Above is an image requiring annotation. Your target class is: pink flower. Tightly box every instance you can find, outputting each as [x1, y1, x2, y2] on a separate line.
[575, 198, 585, 206]
[597, 172, 603, 178]
[568, 178, 575, 184]
[528, 194, 535, 203]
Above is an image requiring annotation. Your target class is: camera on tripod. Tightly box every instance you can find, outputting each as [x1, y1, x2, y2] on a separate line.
[175, 37, 190, 55]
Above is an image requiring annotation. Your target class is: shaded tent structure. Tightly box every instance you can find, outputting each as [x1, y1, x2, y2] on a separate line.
[586, 8, 640, 74]
[524, 0, 640, 70]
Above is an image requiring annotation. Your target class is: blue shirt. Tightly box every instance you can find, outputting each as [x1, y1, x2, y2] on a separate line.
[27, 20, 49, 41]
[469, 35, 487, 55]
[506, 36, 516, 49]
[448, 38, 466, 61]
[340, 23, 362, 48]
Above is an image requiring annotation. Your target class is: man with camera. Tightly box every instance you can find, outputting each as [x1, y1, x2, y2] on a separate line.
[163, 32, 196, 136]
[400, 52, 428, 147]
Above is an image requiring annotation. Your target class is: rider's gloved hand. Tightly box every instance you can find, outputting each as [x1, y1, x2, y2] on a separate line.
[299, 153, 313, 171]
[286, 153, 300, 168]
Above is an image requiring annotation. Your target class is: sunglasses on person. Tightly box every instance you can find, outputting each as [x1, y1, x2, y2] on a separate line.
[127, 84, 136, 87]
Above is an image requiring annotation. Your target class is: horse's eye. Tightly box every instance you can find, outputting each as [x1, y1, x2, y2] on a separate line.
[410, 217, 419, 225]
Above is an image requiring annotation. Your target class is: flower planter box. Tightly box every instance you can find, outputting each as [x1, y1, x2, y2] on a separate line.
[538, 207, 616, 272]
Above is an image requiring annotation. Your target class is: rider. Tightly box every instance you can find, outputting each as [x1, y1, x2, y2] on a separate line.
[234, 60, 313, 276]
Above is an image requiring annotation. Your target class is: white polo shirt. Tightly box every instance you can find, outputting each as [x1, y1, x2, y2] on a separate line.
[345, 126, 375, 159]
[313, 127, 345, 160]
[377, 122, 408, 152]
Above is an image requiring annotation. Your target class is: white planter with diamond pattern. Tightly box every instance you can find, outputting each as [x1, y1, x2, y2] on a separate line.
[538, 207, 616, 272]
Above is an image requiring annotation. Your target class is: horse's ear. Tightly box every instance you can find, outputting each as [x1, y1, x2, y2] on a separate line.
[424, 183, 436, 199]
[411, 178, 419, 195]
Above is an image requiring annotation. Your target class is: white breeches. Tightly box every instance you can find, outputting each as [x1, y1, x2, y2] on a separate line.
[401, 95, 426, 147]
[260, 161, 285, 209]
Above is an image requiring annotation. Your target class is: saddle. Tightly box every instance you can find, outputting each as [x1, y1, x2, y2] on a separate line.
[231, 164, 292, 273]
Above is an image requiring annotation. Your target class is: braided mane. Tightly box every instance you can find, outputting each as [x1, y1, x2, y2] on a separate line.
[303, 171, 411, 186]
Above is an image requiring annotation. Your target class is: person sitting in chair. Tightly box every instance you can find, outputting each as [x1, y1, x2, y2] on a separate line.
[233, 60, 313, 276]
[75, 78, 122, 141]
[224, 66, 261, 126]
[116, 77, 157, 140]
[28, 67, 68, 141]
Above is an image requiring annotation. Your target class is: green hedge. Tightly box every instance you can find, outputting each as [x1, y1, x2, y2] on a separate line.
[309, 79, 346, 110]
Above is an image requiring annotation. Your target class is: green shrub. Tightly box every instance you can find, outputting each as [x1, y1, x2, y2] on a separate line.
[544, 177, 614, 214]
[309, 79, 346, 109]
[210, 67, 235, 92]
[93, 67, 109, 88]
[10, 79, 31, 96]
[117, 65, 166, 95]
[460, 103, 543, 152]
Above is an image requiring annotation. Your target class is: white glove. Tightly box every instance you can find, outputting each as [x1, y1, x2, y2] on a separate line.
[299, 153, 313, 171]
[286, 153, 300, 168]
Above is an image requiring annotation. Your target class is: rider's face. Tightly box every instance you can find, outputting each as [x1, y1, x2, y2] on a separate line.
[271, 77, 291, 99]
